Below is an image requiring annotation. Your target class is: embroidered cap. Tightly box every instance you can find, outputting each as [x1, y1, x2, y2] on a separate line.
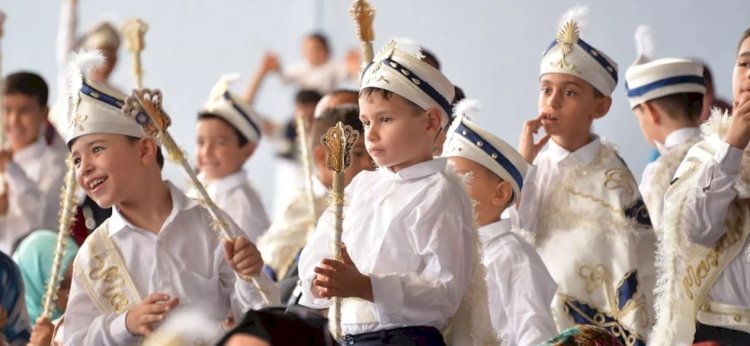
[624, 26, 705, 109]
[540, 5, 618, 96]
[361, 38, 455, 128]
[201, 74, 263, 143]
[83, 22, 121, 51]
[442, 99, 527, 203]
[65, 50, 144, 147]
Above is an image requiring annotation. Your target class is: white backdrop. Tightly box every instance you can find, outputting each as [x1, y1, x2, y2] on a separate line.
[3, 0, 747, 214]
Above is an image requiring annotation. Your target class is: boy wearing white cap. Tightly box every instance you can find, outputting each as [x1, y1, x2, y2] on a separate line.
[194, 75, 270, 243]
[625, 26, 705, 228]
[297, 38, 492, 345]
[443, 101, 557, 346]
[649, 27, 750, 345]
[516, 6, 656, 345]
[63, 52, 278, 345]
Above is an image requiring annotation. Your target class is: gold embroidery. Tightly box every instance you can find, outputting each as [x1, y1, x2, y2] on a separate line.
[579, 264, 607, 293]
[604, 169, 635, 195]
[87, 233, 132, 313]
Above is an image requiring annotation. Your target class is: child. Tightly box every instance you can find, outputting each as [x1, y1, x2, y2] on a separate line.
[442, 101, 558, 346]
[649, 26, 750, 345]
[625, 25, 705, 228]
[0, 72, 67, 254]
[195, 75, 270, 242]
[62, 53, 278, 345]
[1, 250, 31, 345]
[298, 38, 487, 345]
[515, 7, 656, 344]
[258, 104, 371, 280]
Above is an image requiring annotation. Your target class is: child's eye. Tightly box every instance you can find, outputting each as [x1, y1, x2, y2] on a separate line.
[73, 157, 81, 167]
[564, 90, 577, 96]
[361, 120, 371, 127]
[738, 60, 749, 68]
[540, 87, 551, 94]
[92, 146, 104, 153]
[381, 117, 392, 123]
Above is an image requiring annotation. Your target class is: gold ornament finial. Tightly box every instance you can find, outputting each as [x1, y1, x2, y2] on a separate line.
[121, 18, 149, 89]
[554, 20, 579, 70]
[322, 122, 358, 174]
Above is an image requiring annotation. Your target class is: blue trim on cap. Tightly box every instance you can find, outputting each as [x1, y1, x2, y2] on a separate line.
[455, 122, 524, 190]
[625, 75, 705, 98]
[81, 81, 124, 109]
[544, 39, 618, 85]
[381, 57, 453, 117]
[223, 91, 262, 140]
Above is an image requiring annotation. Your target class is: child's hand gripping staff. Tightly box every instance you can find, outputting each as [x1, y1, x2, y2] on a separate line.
[121, 88, 271, 306]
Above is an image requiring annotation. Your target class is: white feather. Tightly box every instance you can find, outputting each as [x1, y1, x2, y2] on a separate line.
[635, 25, 655, 60]
[66, 49, 104, 124]
[393, 37, 425, 60]
[453, 99, 481, 121]
[558, 4, 590, 32]
[208, 73, 240, 101]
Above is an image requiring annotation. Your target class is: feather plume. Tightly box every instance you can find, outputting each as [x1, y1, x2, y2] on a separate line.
[634, 25, 655, 62]
[208, 73, 239, 102]
[66, 50, 104, 125]
[453, 99, 481, 121]
[392, 37, 424, 60]
[558, 5, 589, 32]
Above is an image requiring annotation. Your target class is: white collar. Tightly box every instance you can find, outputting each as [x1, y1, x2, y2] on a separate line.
[546, 135, 602, 166]
[109, 180, 200, 236]
[12, 138, 46, 163]
[478, 218, 512, 244]
[380, 157, 447, 181]
[662, 127, 700, 150]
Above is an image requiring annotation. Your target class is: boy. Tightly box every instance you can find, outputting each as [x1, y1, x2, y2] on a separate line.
[625, 26, 705, 228]
[258, 104, 372, 289]
[516, 7, 656, 344]
[443, 101, 558, 346]
[649, 26, 750, 345]
[195, 75, 270, 242]
[62, 53, 278, 345]
[298, 38, 478, 345]
[0, 72, 66, 254]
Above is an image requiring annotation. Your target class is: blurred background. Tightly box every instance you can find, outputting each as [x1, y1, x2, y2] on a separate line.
[3, 0, 747, 215]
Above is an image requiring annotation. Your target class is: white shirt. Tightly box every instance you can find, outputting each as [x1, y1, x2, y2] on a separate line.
[0, 139, 66, 254]
[683, 141, 750, 309]
[480, 220, 557, 346]
[203, 170, 270, 243]
[298, 158, 474, 335]
[281, 60, 350, 95]
[63, 181, 279, 346]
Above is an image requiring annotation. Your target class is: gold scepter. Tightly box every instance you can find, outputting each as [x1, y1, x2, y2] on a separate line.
[40, 157, 79, 319]
[121, 18, 148, 89]
[321, 122, 358, 340]
[121, 89, 271, 306]
[349, 0, 375, 66]
[295, 112, 317, 238]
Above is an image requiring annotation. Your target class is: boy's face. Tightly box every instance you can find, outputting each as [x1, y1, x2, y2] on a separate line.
[448, 156, 507, 226]
[359, 92, 439, 172]
[733, 37, 750, 103]
[196, 118, 254, 181]
[2, 93, 47, 152]
[303, 37, 328, 67]
[538, 73, 609, 141]
[71, 134, 143, 209]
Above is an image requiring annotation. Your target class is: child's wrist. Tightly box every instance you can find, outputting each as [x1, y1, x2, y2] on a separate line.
[358, 274, 374, 302]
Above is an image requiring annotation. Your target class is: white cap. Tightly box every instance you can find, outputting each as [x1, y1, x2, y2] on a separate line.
[361, 38, 455, 127]
[624, 26, 705, 109]
[200, 74, 263, 144]
[83, 22, 121, 51]
[540, 5, 618, 96]
[65, 50, 144, 147]
[442, 100, 527, 203]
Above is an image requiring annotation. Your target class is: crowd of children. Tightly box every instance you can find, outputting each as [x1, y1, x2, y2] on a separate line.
[1, 1, 750, 345]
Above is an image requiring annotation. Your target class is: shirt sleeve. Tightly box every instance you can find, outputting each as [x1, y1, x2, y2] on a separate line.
[297, 205, 335, 310]
[513, 165, 540, 233]
[367, 193, 473, 327]
[683, 141, 742, 246]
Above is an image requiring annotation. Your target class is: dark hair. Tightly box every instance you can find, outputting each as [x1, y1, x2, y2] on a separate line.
[306, 32, 331, 55]
[637, 92, 704, 121]
[421, 48, 441, 70]
[446, 85, 467, 128]
[3, 71, 49, 107]
[739, 27, 750, 53]
[295, 89, 323, 106]
[197, 113, 249, 147]
[126, 136, 165, 169]
[359, 87, 424, 114]
[311, 105, 364, 148]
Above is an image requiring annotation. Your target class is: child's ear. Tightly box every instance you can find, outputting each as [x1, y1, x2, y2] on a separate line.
[240, 141, 257, 160]
[592, 96, 612, 120]
[425, 108, 443, 136]
[138, 137, 159, 166]
[492, 180, 514, 208]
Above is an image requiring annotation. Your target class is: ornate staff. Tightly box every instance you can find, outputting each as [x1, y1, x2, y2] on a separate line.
[295, 112, 317, 235]
[40, 157, 79, 319]
[321, 122, 358, 340]
[121, 18, 148, 89]
[121, 89, 271, 306]
[349, 0, 375, 66]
